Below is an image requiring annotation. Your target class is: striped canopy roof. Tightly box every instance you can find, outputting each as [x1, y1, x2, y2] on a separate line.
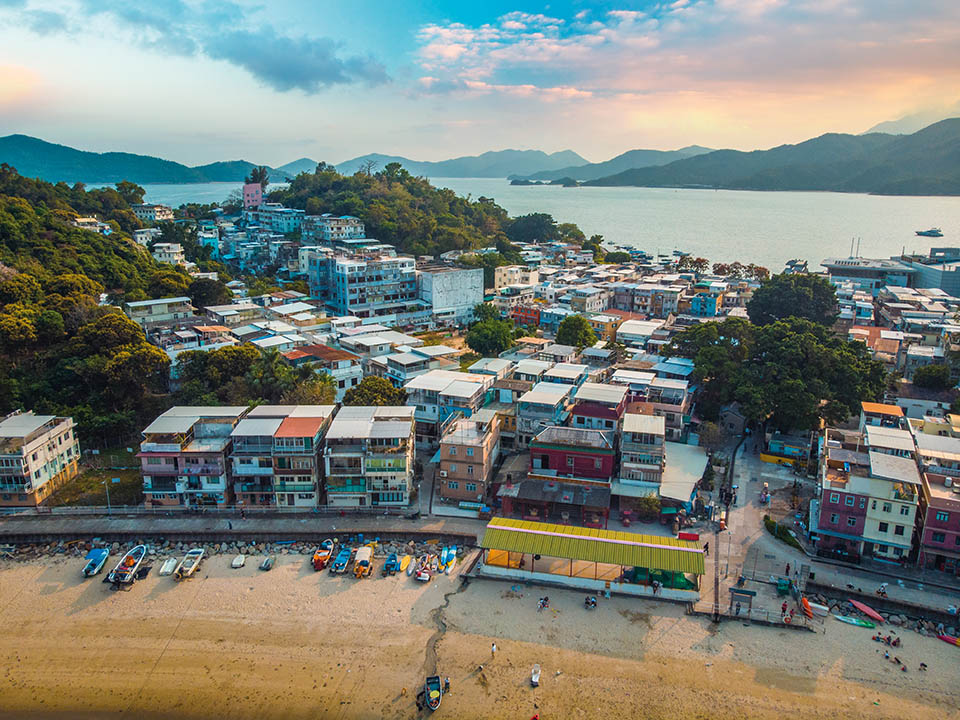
[480, 517, 704, 575]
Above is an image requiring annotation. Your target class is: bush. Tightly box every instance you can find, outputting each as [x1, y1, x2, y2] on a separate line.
[763, 514, 803, 550]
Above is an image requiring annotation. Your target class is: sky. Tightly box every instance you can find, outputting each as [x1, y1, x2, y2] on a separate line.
[0, 0, 959, 166]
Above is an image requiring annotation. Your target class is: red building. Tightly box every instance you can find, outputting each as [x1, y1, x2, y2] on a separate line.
[510, 303, 541, 328]
[529, 426, 616, 481]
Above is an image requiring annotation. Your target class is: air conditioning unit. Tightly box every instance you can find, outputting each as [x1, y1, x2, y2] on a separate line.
[946, 477, 953, 488]
[439, 471, 448, 478]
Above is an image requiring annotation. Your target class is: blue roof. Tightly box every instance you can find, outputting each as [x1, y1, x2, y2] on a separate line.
[652, 361, 694, 376]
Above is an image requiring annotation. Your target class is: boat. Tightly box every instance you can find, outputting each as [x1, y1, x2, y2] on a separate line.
[259, 555, 275, 571]
[107, 544, 147, 585]
[174, 548, 205, 580]
[382, 553, 399, 576]
[312, 539, 334, 571]
[429, 554, 439, 573]
[438, 547, 449, 571]
[833, 614, 876, 628]
[916, 227, 943, 237]
[400, 555, 412, 574]
[231, 554, 245, 569]
[530, 664, 541, 687]
[81, 548, 110, 577]
[414, 555, 432, 583]
[848, 598, 884, 624]
[158, 557, 177, 576]
[801, 597, 814, 619]
[330, 547, 353, 574]
[424, 676, 443, 711]
[354, 546, 373, 578]
[808, 601, 830, 617]
[938, 634, 960, 647]
[445, 546, 458, 575]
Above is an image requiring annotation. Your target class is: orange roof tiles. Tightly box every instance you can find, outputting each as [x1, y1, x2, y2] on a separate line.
[861, 402, 903, 417]
[275, 416, 327, 438]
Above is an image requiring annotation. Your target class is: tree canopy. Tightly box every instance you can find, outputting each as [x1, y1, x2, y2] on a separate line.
[666, 317, 885, 431]
[912, 363, 953, 390]
[746, 273, 838, 326]
[342, 376, 407, 407]
[466, 313, 515, 357]
[556, 314, 597, 348]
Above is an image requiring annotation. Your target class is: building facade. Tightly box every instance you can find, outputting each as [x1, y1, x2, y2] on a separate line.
[438, 412, 501, 504]
[0, 411, 80, 507]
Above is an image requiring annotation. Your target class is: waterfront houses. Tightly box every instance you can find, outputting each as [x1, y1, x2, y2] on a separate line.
[437, 411, 501, 504]
[132, 203, 174, 222]
[0, 411, 80, 507]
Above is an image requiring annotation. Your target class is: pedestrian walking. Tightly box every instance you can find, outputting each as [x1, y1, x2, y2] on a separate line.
[735, 601, 741, 616]
[781, 601, 788, 617]
[703, 542, 709, 557]
[491, 642, 497, 657]
[785, 563, 790, 576]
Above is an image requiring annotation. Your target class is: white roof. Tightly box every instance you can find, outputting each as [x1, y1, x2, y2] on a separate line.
[325, 406, 414, 439]
[617, 319, 664, 336]
[514, 360, 554, 376]
[412, 345, 458, 357]
[574, 382, 627, 405]
[868, 451, 922, 485]
[865, 425, 916, 453]
[519, 381, 572, 405]
[468, 358, 513, 374]
[660, 442, 708, 502]
[231, 417, 284, 437]
[610, 369, 655, 385]
[544, 363, 588, 379]
[269, 301, 316, 315]
[126, 296, 190, 308]
[404, 370, 486, 392]
[0, 412, 57, 438]
[622, 413, 666, 435]
[387, 352, 430, 366]
[440, 380, 484, 399]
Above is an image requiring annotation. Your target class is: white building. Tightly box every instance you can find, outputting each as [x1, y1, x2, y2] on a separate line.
[0, 411, 81, 507]
[152, 242, 186, 266]
[417, 265, 484, 326]
[133, 204, 174, 222]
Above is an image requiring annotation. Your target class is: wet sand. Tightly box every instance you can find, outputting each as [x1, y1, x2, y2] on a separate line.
[0, 554, 958, 719]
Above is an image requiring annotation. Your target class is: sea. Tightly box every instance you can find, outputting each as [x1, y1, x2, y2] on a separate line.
[99, 179, 960, 271]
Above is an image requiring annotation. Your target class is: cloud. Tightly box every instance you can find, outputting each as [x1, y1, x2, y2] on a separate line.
[4, 0, 388, 93]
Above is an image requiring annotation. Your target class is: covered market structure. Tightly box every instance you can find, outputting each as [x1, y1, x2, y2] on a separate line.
[479, 517, 705, 601]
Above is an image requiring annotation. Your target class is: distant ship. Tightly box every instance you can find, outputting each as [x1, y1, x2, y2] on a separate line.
[916, 227, 943, 237]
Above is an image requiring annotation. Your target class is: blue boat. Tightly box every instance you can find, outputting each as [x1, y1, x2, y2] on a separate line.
[382, 552, 399, 576]
[81, 548, 109, 577]
[916, 227, 943, 237]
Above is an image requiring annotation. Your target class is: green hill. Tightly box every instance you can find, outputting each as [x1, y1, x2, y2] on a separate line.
[517, 145, 713, 182]
[584, 119, 960, 195]
[334, 149, 587, 178]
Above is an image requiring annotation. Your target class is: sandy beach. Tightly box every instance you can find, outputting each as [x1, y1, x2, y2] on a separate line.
[0, 553, 958, 720]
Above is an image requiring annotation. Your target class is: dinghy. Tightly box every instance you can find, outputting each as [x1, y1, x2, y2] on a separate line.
[848, 598, 884, 624]
[445, 546, 457, 575]
[174, 548, 205, 580]
[259, 555, 275, 571]
[81, 548, 109, 577]
[158, 557, 177, 576]
[424, 676, 443, 711]
[231, 554, 245, 569]
[834, 614, 875, 628]
[400, 555, 412, 574]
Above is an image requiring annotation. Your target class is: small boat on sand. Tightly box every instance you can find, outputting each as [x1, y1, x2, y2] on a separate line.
[231, 554, 245, 569]
[424, 676, 443, 710]
[414, 555, 432, 582]
[259, 555, 275, 571]
[801, 597, 813, 619]
[158, 558, 177, 576]
[312, 539, 334, 571]
[808, 601, 829, 617]
[175, 548, 205, 580]
[82, 548, 110, 577]
[430, 554, 439, 573]
[848, 598, 884, 624]
[382, 553, 399, 576]
[400, 555, 412, 574]
[938, 634, 960, 647]
[834, 614, 875, 628]
[107, 545, 147, 586]
[445, 546, 457, 575]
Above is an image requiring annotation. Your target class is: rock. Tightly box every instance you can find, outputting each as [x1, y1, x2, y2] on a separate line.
[947, 626, 957, 637]
[888, 615, 901, 626]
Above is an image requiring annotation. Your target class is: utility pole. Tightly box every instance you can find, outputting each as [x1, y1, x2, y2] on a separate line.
[103, 479, 112, 516]
[712, 527, 721, 623]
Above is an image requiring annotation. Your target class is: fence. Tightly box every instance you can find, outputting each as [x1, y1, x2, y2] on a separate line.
[0, 504, 416, 518]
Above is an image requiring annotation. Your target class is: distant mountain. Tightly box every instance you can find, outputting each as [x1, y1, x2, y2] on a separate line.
[517, 145, 713, 182]
[865, 102, 960, 135]
[276, 157, 319, 176]
[0, 134, 297, 184]
[335, 149, 588, 178]
[584, 119, 960, 195]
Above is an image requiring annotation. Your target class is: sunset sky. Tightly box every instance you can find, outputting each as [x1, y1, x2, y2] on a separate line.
[1, 0, 958, 165]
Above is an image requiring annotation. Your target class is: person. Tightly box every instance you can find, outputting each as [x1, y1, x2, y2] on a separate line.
[703, 542, 709, 557]
[416, 690, 425, 711]
[735, 601, 742, 616]
[444, 677, 450, 693]
[789, 608, 795, 622]
[884, 650, 890, 660]
[785, 563, 790, 576]
[781, 601, 788, 617]
[876, 582, 888, 598]
[919, 662, 928, 671]
[491, 642, 497, 657]
[894, 657, 901, 666]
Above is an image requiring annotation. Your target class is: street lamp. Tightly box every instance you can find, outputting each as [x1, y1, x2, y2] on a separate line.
[102, 479, 112, 515]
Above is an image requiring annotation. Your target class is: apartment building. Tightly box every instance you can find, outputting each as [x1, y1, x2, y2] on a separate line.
[417, 265, 484, 326]
[323, 406, 415, 507]
[568, 286, 610, 314]
[133, 204, 174, 222]
[647, 378, 691, 440]
[204, 302, 263, 327]
[124, 296, 196, 329]
[821, 257, 915, 296]
[529, 426, 616, 483]
[0, 411, 80, 507]
[437, 411, 501, 504]
[301, 214, 365, 244]
[571, 383, 627, 432]
[246, 203, 305, 234]
[609, 283, 683, 317]
[617, 412, 667, 489]
[318, 255, 420, 323]
[152, 242, 186, 266]
[494, 265, 539, 291]
[140, 406, 247, 507]
[516, 382, 573, 447]
[404, 370, 493, 446]
[242, 182, 262, 209]
[281, 344, 363, 402]
[917, 468, 960, 577]
[133, 227, 162, 245]
[231, 405, 335, 508]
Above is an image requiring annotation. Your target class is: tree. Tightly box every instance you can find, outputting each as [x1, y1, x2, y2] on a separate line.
[699, 421, 728, 455]
[913, 363, 953, 390]
[747, 273, 838, 326]
[472, 302, 500, 325]
[556, 314, 597, 348]
[677, 256, 709, 274]
[604, 251, 631, 264]
[343, 376, 407, 406]
[188, 278, 231, 309]
[245, 165, 270, 190]
[466, 319, 515, 356]
[114, 180, 146, 205]
[281, 372, 337, 405]
[148, 270, 191, 298]
[506, 213, 558, 244]
[0, 273, 42, 305]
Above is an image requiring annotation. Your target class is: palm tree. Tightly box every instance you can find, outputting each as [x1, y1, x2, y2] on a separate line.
[245, 165, 270, 190]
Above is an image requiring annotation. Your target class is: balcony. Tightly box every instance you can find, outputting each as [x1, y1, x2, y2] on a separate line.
[232, 463, 274, 476]
[273, 444, 313, 455]
[179, 464, 225, 476]
[232, 443, 274, 455]
[145, 478, 178, 492]
[326, 483, 367, 494]
[273, 481, 316, 493]
[235, 481, 273, 494]
[140, 442, 184, 453]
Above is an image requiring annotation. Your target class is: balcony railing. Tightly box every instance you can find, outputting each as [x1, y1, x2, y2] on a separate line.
[273, 482, 316, 493]
[326, 483, 366, 494]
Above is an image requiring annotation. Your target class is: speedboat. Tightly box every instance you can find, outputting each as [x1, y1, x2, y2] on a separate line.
[174, 548, 204, 580]
[107, 544, 147, 585]
[916, 227, 943, 237]
[81, 548, 109, 577]
[424, 676, 443, 710]
[330, 547, 353, 574]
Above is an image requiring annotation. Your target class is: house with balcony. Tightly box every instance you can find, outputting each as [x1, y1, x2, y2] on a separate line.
[541, 363, 591, 388]
[487, 378, 531, 451]
[467, 357, 514, 380]
[570, 383, 627, 432]
[538, 343, 578, 364]
[404, 370, 493, 446]
[0, 411, 80, 507]
[616, 319, 665, 349]
[647, 378, 691, 440]
[512, 359, 554, 384]
[437, 410, 501, 504]
[860, 401, 905, 429]
[516, 382, 573, 448]
[613, 413, 666, 512]
[917, 466, 960, 578]
[323, 406, 415, 507]
[608, 369, 656, 399]
[140, 406, 247, 508]
[371, 345, 459, 387]
[124, 296, 196, 330]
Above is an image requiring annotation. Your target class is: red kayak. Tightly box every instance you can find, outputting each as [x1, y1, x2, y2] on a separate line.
[939, 634, 960, 647]
[848, 598, 884, 624]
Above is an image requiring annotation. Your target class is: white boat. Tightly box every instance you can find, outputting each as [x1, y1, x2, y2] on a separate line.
[107, 544, 147, 585]
[81, 548, 109, 577]
[158, 558, 177, 576]
[231, 554, 246, 569]
[808, 601, 830, 617]
[445, 546, 457, 575]
[175, 548, 205, 580]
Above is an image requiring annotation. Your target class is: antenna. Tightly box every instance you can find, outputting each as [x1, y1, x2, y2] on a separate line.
[856, 237, 861, 258]
[849, 238, 855, 258]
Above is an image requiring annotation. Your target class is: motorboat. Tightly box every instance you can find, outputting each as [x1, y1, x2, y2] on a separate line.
[916, 227, 943, 237]
[81, 548, 109, 577]
[424, 676, 443, 710]
[107, 545, 147, 586]
[259, 555, 276, 571]
[312, 539, 334, 571]
[174, 548, 205, 580]
[353, 546, 373, 578]
[231, 554, 246, 569]
[330, 547, 353, 574]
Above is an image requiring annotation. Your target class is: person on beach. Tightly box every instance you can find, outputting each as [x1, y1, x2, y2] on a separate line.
[781, 601, 788, 617]
[704, 542, 709, 557]
[785, 563, 790, 576]
[491, 642, 497, 657]
[919, 663, 928, 671]
[876, 583, 888, 598]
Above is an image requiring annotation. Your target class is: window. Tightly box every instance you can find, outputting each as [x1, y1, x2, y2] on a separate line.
[894, 525, 905, 536]
[878, 522, 889, 533]
[449, 463, 457, 472]
[932, 532, 946, 543]
[594, 458, 602, 469]
[893, 547, 903, 557]
[900, 505, 909, 516]
[830, 513, 839, 524]
[847, 516, 857, 527]
[466, 448, 474, 457]
[882, 502, 892, 513]
[955, 536, 960, 546]
[936, 511, 950, 522]
[829, 493, 840, 504]
[447, 481, 459, 490]
[566, 457, 574, 467]
[859, 498, 866, 509]
[576, 416, 585, 425]
[872, 500, 877, 510]
[467, 465, 474, 475]
[465, 483, 476, 493]
[876, 544, 888, 553]
[605, 420, 614, 429]
[448, 447, 457, 456]
[845, 496, 854, 506]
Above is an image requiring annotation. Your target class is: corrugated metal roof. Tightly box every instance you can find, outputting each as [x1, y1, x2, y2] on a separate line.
[480, 518, 704, 575]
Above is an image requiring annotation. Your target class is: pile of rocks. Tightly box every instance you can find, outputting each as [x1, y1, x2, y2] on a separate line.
[809, 591, 958, 639]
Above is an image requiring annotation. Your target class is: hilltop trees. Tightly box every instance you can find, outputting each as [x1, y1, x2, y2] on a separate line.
[343, 376, 407, 407]
[747, 273, 838, 326]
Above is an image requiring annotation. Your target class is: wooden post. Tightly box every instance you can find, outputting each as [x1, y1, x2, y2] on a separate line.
[569, 558, 573, 577]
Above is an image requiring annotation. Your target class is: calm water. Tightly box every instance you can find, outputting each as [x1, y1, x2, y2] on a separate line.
[115, 179, 960, 271]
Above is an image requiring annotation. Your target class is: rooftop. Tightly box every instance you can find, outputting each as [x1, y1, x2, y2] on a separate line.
[541, 343, 577, 356]
[275, 416, 328, 438]
[574, 382, 627, 406]
[0, 412, 59, 439]
[519, 382, 572, 405]
[868, 451, 922, 485]
[861, 401, 904, 417]
[231, 417, 284, 438]
[531, 425, 613, 450]
[865, 425, 916, 453]
[622, 413, 666, 435]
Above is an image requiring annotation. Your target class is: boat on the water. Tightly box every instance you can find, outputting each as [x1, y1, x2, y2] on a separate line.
[834, 614, 875, 628]
[174, 548, 204, 580]
[424, 676, 443, 710]
[81, 548, 109, 577]
[916, 227, 943, 237]
[848, 598, 884, 624]
[158, 557, 177, 576]
[312, 539, 334, 571]
[107, 544, 147, 585]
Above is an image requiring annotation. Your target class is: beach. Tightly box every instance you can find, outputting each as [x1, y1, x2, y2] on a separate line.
[0, 554, 958, 720]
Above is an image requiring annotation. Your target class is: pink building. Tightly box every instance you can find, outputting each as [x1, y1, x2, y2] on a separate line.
[243, 183, 263, 209]
[918, 472, 960, 577]
[529, 426, 616, 482]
